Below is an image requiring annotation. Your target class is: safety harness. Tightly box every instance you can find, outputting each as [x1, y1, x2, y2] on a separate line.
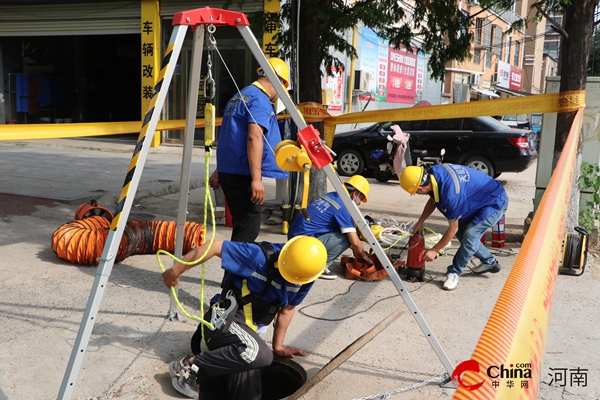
[212, 242, 283, 332]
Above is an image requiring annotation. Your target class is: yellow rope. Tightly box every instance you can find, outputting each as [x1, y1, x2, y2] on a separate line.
[155, 147, 217, 330]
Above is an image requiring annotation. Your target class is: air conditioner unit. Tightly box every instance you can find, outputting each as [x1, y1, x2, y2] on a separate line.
[469, 74, 480, 85]
[354, 70, 372, 91]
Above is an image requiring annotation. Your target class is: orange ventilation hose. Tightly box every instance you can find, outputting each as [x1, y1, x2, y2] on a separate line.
[51, 215, 204, 266]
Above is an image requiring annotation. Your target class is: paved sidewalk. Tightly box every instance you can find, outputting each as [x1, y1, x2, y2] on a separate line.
[0, 138, 598, 400]
[0, 138, 213, 205]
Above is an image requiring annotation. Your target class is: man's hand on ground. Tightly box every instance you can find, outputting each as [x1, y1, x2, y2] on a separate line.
[274, 346, 307, 358]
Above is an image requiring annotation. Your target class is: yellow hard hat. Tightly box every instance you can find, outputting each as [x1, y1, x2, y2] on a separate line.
[399, 166, 425, 195]
[257, 57, 290, 88]
[278, 236, 327, 284]
[344, 175, 370, 203]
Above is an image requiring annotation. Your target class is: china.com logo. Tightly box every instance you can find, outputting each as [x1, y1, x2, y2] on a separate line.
[452, 360, 533, 390]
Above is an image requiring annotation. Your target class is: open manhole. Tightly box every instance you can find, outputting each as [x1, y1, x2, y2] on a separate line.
[199, 354, 306, 399]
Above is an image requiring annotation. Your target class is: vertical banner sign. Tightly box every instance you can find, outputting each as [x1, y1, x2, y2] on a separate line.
[387, 46, 417, 104]
[509, 67, 523, 91]
[263, 0, 280, 57]
[375, 37, 389, 102]
[141, 0, 161, 147]
[415, 50, 425, 104]
[359, 27, 378, 101]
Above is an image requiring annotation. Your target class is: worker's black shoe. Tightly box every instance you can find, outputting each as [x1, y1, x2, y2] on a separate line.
[169, 357, 198, 398]
[169, 356, 193, 377]
[472, 259, 501, 275]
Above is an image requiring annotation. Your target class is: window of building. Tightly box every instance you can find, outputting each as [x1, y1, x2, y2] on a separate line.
[474, 18, 484, 65]
[484, 19, 492, 68]
[514, 40, 521, 66]
[505, 36, 512, 63]
[493, 25, 503, 61]
[544, 40, 560, 59]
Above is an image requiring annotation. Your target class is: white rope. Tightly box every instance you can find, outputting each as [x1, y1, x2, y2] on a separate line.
[367, 215, 451, 251]
[212, 39, 278, 158]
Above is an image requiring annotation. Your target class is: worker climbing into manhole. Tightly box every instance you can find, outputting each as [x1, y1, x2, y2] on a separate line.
[162, 236, 327, 399]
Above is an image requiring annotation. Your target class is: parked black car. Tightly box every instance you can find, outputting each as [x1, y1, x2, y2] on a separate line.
[332, 116, 537, 179]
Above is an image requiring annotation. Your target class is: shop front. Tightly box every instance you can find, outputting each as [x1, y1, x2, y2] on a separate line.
[0, 0, 263, 145]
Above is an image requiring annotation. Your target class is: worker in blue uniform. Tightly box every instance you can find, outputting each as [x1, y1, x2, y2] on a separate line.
[399, 164, 508, 291]
[163, 236, 326, 399]
[287, 175, 373, 280]
[209, 57, 290, 242]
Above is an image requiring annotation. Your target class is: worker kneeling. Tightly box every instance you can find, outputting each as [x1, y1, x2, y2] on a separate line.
[287, 175, 373, 280]
[162, 236, 326, 399]
[398, 164, 508, 291]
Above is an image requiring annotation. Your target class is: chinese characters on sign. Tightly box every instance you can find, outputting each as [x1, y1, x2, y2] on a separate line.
[263, 11, 280, 57]
[358, 27, 420, 104]
[141, 20, 154, 100]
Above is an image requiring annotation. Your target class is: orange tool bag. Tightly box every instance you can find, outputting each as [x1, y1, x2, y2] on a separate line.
[340, 251, 399, 281]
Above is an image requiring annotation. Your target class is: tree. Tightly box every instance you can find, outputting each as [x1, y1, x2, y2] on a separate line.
[480, 0, 598, 231]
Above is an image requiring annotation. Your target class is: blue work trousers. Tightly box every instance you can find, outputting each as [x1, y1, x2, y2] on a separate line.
[448, 197, 509, 275]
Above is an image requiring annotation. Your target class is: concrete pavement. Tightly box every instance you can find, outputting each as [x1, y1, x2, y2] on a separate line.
[0, 138, 598, 400]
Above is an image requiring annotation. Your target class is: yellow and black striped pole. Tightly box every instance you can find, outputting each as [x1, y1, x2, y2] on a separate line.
[58, 24, 190, 400]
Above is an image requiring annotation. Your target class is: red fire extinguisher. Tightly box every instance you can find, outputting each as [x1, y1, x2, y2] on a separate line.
[492, 215, 505, 248]
[405, 234, 425, 281]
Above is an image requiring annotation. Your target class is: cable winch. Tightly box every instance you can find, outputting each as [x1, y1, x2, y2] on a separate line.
[559, 226, 589, 276]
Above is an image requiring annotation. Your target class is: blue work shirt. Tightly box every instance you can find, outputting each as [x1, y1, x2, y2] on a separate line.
[221, 241, 311, 307]
[216, 84, 288, 179]
[287, 192, 356, 239]
[428, 164, 506, 225]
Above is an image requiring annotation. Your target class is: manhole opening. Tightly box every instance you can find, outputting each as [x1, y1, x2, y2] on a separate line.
[199, 354, 307, 399]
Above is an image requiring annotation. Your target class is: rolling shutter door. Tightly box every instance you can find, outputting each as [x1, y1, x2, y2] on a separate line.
[159, 0, 264, 18]
[0, 2, 141, 37]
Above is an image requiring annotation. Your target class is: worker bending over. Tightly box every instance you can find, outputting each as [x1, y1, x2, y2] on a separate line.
[399, 164, 508, 291]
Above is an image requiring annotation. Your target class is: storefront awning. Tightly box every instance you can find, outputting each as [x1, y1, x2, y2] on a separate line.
[493, 86, 533, 97]
[472, 88, 500, 98]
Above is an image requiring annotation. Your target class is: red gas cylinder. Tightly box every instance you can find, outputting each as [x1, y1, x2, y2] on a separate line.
[405, 235, 425, 281]
[492, 215, 506, 248]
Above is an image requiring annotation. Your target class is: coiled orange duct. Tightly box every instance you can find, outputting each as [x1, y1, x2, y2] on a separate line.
[51, 216, 204, 266]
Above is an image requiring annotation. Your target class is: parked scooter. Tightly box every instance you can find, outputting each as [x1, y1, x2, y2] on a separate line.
[372, 125, 444, 182]
[372, 125, 411, 182]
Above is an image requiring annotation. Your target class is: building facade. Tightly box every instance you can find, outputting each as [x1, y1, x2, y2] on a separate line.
[443, 0, 553, 104]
